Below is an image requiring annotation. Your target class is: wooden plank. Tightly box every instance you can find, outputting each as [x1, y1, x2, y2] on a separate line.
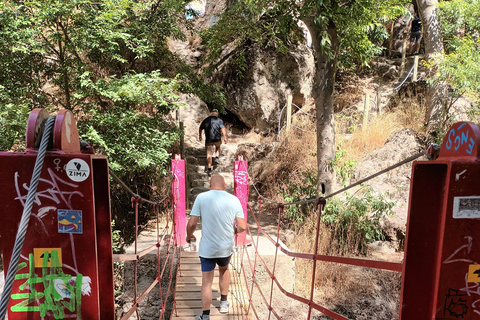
[175, 298, 248, 309]
[180, 257, 200, 264]
[175, 292, 221, 300]
[175, 284, 246, 294]
[174, 315, 252, 320]
[173, 305, 250, 317]
[181, 251, 199, 258]
[180, 270, 220, 277]
[176, 276, 239, 284]
[173, 250, 251, 319]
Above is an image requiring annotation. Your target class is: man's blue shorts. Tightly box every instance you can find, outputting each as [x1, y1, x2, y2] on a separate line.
[199, 255, 232, 272]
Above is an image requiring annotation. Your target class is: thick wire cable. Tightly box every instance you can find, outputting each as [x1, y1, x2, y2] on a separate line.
[250, 151, 425, 207]
[0, 116, 56, 319]
[385, 64, 416, 93]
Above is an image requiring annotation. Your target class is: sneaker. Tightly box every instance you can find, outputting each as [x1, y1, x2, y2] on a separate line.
[206, 168, 212, 176]
[214, 157, 221, 164]
[194, 315, 210, 320]
[219, 300, 230, 313]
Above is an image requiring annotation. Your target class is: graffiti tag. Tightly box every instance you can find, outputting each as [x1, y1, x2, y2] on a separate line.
[10, 250, 89, 319]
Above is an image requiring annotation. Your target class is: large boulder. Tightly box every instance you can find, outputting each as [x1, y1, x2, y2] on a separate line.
[212, 43, 314, 131]
[351, 128, 423, 250]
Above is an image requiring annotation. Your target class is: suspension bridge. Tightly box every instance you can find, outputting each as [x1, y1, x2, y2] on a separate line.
[1, 109, 480, 320]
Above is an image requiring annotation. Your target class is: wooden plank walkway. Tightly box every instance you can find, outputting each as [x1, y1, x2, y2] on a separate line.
[173, 250, 252, 319]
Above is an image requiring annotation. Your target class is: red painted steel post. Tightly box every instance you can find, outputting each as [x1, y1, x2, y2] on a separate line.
[171, 154, 186, 246]
[307, 199, 326, 320]
[234, 155, 250, 246]
[0, 109, 114, 319]
[400, 122, 480, 319]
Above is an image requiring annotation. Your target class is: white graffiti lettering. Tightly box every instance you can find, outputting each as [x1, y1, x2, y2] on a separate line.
[15, 168, 84, 210]
[443, 236, 477, 265]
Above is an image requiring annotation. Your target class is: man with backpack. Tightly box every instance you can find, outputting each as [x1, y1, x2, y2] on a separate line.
[199, 109, 227, 176]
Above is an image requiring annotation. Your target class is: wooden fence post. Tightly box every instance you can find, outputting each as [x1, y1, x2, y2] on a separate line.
[401, 36, 408, 72]
[363, 93, 370, 127]
[285, 95, 292, 140]
[180, 121, 185, 159]
[376, 89, 382, 114]
[413, 55, 419, 82]
[389, 22, 395, 57]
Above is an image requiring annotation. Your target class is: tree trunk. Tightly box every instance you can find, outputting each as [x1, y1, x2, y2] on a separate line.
[416, 0, 446, 129]
[303, 18, 338, 195]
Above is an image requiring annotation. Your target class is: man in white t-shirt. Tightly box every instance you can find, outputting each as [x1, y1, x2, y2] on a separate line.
[186, 174, 247, 320]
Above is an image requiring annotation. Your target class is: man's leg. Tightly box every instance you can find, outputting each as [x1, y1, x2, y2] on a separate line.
[218, 265, 230, 296]
[407, 41, 414, 54]
[415, 39, 421, 53]
[214, 141, 221, 163]
[201, 270, 215, 311]
[206, 144, 213, 170]
[217, 256, 232, 313]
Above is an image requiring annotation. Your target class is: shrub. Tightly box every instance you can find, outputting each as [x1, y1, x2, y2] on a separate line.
[322, 187, 395, 254]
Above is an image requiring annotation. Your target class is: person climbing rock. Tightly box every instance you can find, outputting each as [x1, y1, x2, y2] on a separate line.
[186, 174, 247, 320]
[407, 13, 422, 55]
[199, 109, 227, 176]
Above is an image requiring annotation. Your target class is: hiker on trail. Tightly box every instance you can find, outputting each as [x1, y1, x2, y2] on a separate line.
[186, 174, 247, 320]
[199, 109, 227, 177]
[407, 13, 422, 55]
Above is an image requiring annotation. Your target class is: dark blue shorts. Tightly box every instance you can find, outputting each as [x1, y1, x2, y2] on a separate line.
[199, 255, 232, 272]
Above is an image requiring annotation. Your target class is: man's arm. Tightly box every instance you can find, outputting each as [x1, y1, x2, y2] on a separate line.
[221, 127, 227, 144]
[234, 217, 247, 234]
[186, 215, 199, 243]
[198, 127, 203, 142]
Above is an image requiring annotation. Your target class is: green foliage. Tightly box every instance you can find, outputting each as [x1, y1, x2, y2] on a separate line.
[281, 169, 318, 223]
[322, 188, 395, 254]
[79, 105, 181, 175]
[0, 103, 30, 151]
[0, 0, 221, 175]
[111, 220, 123, 254]
[202, 0, 408, 77]
[435, 0, 480, 101]
[329, 141, 357, 187]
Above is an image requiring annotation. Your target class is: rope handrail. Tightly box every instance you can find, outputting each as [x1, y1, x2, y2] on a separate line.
[109, 168, 169, 206]
[0, 116, 56, 320]
[113, 158, 183, 319]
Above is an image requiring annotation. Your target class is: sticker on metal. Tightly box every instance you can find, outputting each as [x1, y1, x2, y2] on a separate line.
[453, 196, 480, 219]
[33, 248, 62, 268]
[58, 209, 83, 234]
[467, 265, 480, 283]
[65, 158, 90, 182]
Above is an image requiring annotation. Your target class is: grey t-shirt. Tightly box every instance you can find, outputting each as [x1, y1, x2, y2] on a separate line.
[190, 190, 244, 258]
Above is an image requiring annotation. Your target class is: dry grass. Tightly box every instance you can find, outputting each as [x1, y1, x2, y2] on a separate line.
[260, 118, 317, 203]
[341, 112, 402, 161]
[291, 213, 401, 320]
[394, 100, 429, 134]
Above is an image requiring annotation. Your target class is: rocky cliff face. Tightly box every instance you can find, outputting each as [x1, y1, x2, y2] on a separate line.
[169, 0, 315, 132]
[211, 43, 314, 131]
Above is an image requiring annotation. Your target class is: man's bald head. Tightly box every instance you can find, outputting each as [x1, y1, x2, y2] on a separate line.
[210, 174, 227, 190]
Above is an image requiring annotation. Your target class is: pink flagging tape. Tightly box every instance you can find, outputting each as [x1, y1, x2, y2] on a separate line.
[234, 157, 250, 246]
[172, 155, 187, 246]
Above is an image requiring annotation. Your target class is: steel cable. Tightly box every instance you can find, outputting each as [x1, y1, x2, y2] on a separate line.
[249, 151, 425, 207]
[0, 116, 56, 320]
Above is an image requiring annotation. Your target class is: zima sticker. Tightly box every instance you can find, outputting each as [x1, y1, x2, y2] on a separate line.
[65, 158, 90, 182]
[58, 209, 83, 234]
